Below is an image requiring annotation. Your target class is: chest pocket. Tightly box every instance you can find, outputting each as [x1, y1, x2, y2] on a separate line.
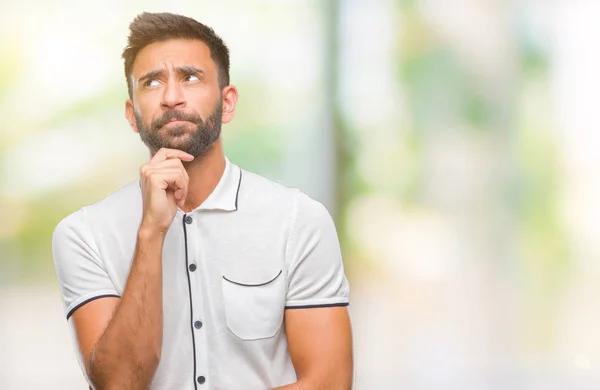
[221, 266, 286, 340]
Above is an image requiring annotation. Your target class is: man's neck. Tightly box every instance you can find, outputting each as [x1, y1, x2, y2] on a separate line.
[179, 138, 226, 213]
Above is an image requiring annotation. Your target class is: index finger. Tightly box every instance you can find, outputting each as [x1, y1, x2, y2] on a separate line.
[151, 148, 194, 163]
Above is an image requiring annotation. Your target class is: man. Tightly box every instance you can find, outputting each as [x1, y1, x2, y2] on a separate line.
[52, 12, 353, 390]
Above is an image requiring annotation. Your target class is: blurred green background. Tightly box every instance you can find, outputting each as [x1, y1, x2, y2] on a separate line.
[2, 0, 600, 388]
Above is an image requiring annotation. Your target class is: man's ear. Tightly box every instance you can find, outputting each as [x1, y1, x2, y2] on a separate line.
[125, 99, 139, 133]
[221, 85, 238, 125]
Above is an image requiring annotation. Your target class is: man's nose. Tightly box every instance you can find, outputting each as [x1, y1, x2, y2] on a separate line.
[161, 79, 186, 109]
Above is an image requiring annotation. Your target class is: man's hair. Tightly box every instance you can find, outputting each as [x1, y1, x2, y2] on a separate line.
[122, 12, 230, 99]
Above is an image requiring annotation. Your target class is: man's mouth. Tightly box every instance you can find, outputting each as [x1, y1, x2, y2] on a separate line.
[166, 119, 188, 125]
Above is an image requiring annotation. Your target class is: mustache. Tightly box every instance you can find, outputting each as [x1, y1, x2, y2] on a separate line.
[151, 109, 203, 130]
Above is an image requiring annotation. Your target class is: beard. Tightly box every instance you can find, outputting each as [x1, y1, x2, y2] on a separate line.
[135, 100, 222, 159]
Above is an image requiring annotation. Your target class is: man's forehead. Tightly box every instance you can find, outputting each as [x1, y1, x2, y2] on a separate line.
[132, 39, 214, 77]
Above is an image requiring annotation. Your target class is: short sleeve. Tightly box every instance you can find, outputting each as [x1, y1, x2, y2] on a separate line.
[52, 208, 119, 320]
[284, 192, 350, 309]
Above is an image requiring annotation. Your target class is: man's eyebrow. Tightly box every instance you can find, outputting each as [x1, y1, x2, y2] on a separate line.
[138, 69, 164, 85]
[176, 66, 205, 76]
[137, 67, 205, 85]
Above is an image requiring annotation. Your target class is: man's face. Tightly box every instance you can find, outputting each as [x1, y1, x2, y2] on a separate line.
[127, 39, 223, 157]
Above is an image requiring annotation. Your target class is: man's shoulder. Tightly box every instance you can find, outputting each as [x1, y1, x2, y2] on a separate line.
[53, 179, 141, 234]
[238, 168, 303, 209]
[238, 167, 329, 219]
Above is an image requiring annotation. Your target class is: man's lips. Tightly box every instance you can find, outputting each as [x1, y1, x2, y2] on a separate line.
[165, 119, 189, 125]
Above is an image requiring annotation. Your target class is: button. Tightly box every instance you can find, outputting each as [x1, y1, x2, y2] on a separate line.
[184, 215, 193, 224]
[188, 264, 197, 272]
[197, 376, 206, 384]
[194, 320, 203, 329]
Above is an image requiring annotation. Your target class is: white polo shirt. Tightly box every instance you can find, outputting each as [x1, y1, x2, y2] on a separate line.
[52, 156, 350, 390]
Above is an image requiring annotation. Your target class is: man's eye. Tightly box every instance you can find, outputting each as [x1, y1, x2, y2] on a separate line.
[185, 75, 200, 82]
[145, 79, 160, 87]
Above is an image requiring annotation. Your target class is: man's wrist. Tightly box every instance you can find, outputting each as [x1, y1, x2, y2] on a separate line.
[138, 224, 167, 243]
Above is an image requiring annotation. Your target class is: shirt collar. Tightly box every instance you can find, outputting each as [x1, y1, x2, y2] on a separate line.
[194, 156, 242, 212]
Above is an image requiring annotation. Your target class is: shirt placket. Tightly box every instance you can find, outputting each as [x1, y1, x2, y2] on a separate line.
[183, 213, 210, 388]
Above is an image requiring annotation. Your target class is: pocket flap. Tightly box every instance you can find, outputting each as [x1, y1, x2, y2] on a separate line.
[223, 269, 282, 287]
[221, 263, 283, 287]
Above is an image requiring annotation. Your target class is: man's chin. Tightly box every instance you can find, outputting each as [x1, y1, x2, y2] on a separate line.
[164, 142, 194, 154]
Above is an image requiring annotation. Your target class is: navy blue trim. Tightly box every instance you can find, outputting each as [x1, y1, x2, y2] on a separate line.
[285, 302, 349, 310]
[234, 169, 242, 210]
[183, 214, 198, 390]
[66, 294, 120, 320]
[222, 270, 282, 287]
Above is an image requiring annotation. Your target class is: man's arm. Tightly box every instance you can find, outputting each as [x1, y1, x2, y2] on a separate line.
[277, 191, 353, 389]
[72, 227, 165, 389]
[67, 148, 193, 389]
[273, 306, 353, 390]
